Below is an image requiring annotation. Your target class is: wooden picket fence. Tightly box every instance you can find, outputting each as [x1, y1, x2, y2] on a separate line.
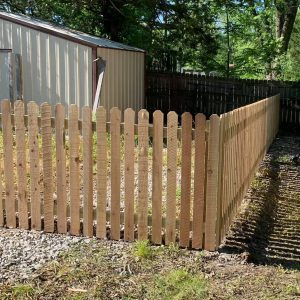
[0, 95, 280, 250]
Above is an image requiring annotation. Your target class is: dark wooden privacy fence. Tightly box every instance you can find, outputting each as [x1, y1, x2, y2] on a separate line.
[0, 95, 280, 250]
[145, 71, 300, 128]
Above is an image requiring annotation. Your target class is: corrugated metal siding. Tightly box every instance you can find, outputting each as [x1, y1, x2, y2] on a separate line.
[0, 18, 92, 107]
[0, 52, 10, 99]
[0, 52, 22, 100]
[97, 48, 145, 114]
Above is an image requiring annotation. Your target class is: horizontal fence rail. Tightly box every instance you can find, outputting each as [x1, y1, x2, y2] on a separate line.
[0, 95, 280, 250]
[145, 71, 299, 128]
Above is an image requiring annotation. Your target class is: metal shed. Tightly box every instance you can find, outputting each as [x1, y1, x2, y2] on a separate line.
[0, 11, 145, 113]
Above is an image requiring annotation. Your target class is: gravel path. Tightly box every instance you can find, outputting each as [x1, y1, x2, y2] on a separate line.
[0, 228, 85, 283]
[221, 133, 300, 268]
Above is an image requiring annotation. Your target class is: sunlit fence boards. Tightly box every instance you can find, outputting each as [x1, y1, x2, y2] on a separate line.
[0, 95, 280, 250]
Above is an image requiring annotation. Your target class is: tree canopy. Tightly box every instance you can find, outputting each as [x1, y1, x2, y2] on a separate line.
[1, 0, 299, 80]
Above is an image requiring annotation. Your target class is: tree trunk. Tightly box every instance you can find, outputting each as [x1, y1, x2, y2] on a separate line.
[275, 0, 299, 53]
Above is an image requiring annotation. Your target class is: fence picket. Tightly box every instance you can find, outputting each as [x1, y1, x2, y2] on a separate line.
[124, 108, 135, 241]
[166, 111, 178, 245]
[69, 105, 80, 236]
[14, 100, 28, 229]
[82, 106, 93, 237]
[28, 101, 41, 230]
[0, 94, 281, 249]
[138, 110, 149, 240]
[205, 114, 220, 251]
[41, 103, 54, 232]
[179, 112, 192, 247]
[110, 107, 121, 240]
[55, 104, 67, 234]
[96, 106, 107, 239]
[192, 113, 206, 249]
[152, 110, 163, 244]
[1, 100, 16, 228]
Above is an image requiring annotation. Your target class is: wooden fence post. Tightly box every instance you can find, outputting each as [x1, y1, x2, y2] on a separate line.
[41, 102, 54, 232]
[179, 112, 192, 248]
[1, 100, 16, 228]
[96, 107, 107, 239]
[205, 114, 220, 251]
[14, 100, 28, 229]
[192, 113, 206, 249]
[165, 111, 178, 245]
[28, 101, 41, 231]
[69, 105, 80, 236]
[55, 104, 67, 234]
[138, 109, 149, 241]
[82, 106, 93, 237]
[110, 107, 121, 240]
[124, 108, 135, 241]
[151, 110, 163, 245]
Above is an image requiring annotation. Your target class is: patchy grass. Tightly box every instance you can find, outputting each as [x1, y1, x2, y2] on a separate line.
[149, 269, 207, 300]
[0, 239, 299, 300]
[250, 177, 268, 191]
[1, 284, 35, 300]
[275, 154, 292, 164]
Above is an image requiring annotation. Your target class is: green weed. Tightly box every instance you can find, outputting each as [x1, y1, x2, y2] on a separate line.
[286, 284, 300, 296]
[276, 155, 291, 164]
[11, 284, 35, 299]
[149, 269, 207, 300]
[250, 178, 267, 190]
[133, 240, 154, 259]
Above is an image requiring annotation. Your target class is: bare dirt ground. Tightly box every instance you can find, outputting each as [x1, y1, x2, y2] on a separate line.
[0, 132, 299, 299]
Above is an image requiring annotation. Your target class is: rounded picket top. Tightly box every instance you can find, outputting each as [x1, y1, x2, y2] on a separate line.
[153, 110, 164, 129]
[1, 99, 10, 106]
[209, 114, 220, 121]
[96, 106, 107, 131]
[27, 101, 39, 115]
[138, 109, 149, 122]
[167, 111, 178, 127]
[167, 110, 177, 117]
[96, 106, 106, 114]
[124, 107, 135, 115]
[69, 103, 79, 116]
[181, 111, 192, 123]
[55, 103, 65, 119]
[41, 101, 50, 107]
[124, 108, 135, 126]
[14, 100, 24, 111]
[82, 105, 92, 113]
[195, 113, 206, 125]
[153, 110, 163, 118]
[40, 102, 51, 115]
[110, 107, 121, 123]
[55, 103, 64, 111]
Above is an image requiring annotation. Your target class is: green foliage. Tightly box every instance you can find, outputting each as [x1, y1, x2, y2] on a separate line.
[281, 12, 300, 81]
[250, 178, 267, 191]
[11, 284, 35, 299]
[133, 240, 154, 259]
[149, 269, 207, 300]
[1, 0, 299, 78]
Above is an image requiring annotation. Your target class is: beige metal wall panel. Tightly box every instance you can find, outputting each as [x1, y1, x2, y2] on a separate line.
[0, 19, 92, 107]
[97, 48, 145, 114]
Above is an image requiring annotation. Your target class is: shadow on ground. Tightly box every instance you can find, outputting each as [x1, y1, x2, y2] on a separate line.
[219, 133, 300, 270]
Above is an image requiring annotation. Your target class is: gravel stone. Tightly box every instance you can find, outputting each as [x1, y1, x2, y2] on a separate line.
[0, 228, 84, 283]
